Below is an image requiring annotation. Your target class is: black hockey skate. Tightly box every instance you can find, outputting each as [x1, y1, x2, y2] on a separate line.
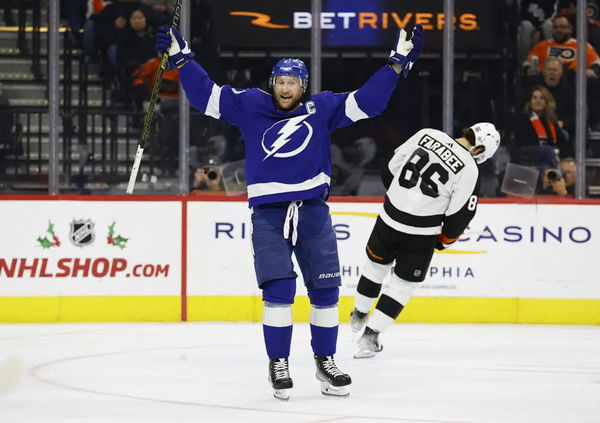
[268, 358, 293, 401]
[354, 327, 383, 359]
[349, 308, 368, 338]
[314, 354, 351, 397]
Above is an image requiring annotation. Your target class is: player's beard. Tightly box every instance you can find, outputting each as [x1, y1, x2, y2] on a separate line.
[274, 90, 303, 111]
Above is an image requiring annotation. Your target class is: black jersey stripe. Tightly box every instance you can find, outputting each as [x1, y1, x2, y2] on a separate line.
[383, 195, 444, 228]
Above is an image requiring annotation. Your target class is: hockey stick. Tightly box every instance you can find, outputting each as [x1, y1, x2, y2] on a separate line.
[126, 0, 183, 194]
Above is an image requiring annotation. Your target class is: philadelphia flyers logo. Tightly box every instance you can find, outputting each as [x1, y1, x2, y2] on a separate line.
[549, 46, 576, 60]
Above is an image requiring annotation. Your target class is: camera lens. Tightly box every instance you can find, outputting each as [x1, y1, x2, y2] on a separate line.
[207, 169, 217, 180]
[547, 169, 562, 181]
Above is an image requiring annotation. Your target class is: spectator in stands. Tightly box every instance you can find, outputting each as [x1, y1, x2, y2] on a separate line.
[115, 9, 156, 80]
[61, 0, 88, 45]
[518, 0, 558, 63]
[131, 52, 180, 173]
[557, 0, 600, 52]
[540, 157, 576, 196]
[524, 57, 575, 134]
[94, 0, 151, 76]
[141, 0, 176, 25]
[512, 85, 571, 168]
[523, 15, 600, 78]
[191, 164, 224, 193]
[82, 0, 108, 59]
[131, 53, 180, 106]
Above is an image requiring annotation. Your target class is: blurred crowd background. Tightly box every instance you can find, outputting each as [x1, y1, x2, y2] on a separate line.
[0, 0, 599, 198]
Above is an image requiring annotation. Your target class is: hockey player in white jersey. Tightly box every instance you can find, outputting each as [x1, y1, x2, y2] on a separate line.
[350, 123, 500, 358]
[156, 21, 425, 398]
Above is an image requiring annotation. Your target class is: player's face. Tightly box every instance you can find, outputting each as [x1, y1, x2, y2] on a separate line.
[530, 90, 547, 113]
[273, 76, 304, 111]
[552, 18, 572, 43]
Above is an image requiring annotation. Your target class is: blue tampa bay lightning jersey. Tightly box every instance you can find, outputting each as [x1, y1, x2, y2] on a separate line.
[179, 61, 401, 207]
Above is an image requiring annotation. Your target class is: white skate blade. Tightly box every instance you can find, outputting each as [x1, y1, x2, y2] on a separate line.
[353, 348, 378, 359]
[0, 357, 24, 396]
[319, 381, 350, 398]
[272, 388, 290, 401]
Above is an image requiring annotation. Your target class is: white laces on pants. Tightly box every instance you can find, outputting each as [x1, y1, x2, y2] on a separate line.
[283, 201, 302, 246]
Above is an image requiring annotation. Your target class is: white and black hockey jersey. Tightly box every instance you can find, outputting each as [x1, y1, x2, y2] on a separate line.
[380, 128, 480, 240]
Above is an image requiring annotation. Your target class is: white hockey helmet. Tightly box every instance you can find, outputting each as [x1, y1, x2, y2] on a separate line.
[468, 122, 500, 164]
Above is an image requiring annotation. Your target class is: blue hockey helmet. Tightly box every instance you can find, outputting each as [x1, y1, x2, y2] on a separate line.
[269, 58, 309, 89]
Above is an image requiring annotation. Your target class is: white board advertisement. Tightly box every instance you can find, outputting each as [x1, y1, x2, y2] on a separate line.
[0, 201, 181, 296]
[187, 201, 600, 299]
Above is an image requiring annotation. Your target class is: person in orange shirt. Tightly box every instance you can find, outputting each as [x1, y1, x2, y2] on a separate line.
[132, 54, 180, 98]
[131, 53, 180, 114]
[131, 54, 181, 173]
[524, 16, 600, 78]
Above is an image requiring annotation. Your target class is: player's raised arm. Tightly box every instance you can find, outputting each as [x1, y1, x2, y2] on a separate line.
[155, 25, 244, 126]
[326, 25, 424, 130]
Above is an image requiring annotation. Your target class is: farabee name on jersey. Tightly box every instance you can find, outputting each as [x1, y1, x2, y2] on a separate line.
[417, 135, 465, 174]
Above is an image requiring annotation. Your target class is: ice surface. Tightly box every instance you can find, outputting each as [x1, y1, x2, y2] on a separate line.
[0, 322, 599, 422]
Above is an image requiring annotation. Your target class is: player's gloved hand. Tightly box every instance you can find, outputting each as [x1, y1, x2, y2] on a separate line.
[156, 25, 195, 70]
[435, 233, 456, 251]
[388, 24, 424, 78]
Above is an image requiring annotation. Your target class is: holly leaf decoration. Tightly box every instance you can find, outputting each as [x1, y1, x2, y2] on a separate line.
[37, 236, 54, 249]
[114, 235, 128, 249]
[37, 221, 60, 248]
[107, 222, 128, 249]
[47, 222, 56, 236]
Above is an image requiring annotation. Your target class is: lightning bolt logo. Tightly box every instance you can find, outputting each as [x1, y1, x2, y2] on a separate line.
[262, 114, 313, 160]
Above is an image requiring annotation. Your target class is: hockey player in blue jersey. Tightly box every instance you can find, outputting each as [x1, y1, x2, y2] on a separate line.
[156, 23, 424, 400]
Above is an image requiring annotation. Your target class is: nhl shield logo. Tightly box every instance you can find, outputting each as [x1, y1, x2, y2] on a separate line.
[70, 219, 95, 247]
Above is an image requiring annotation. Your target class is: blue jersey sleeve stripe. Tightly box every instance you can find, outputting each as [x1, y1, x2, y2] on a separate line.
[247, 172, 331, 199]
[205, 84, 222, 119]
[345, 91, 369, 122]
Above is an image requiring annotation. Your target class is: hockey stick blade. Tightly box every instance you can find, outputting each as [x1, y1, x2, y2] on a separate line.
[125, 0, 183, 194]
[126, 145, 145, 194]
